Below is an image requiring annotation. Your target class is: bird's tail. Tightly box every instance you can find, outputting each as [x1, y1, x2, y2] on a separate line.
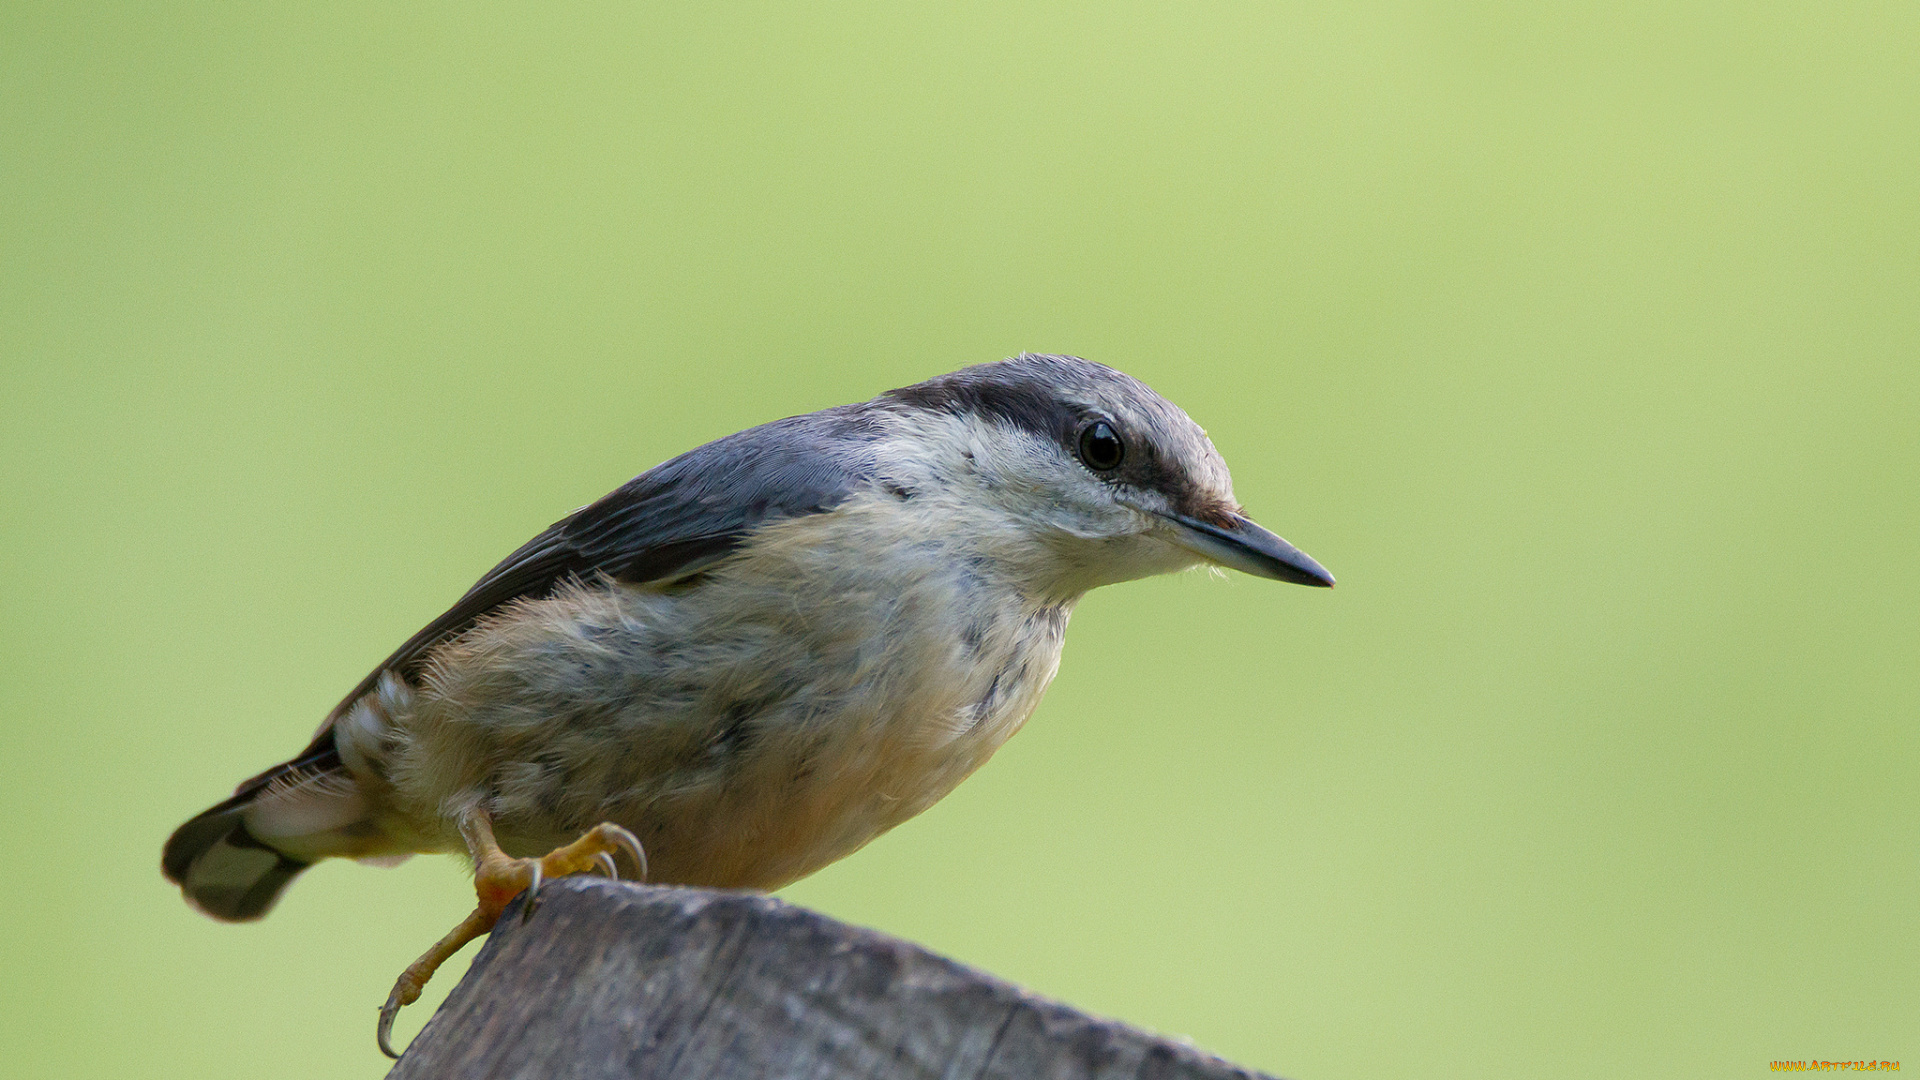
[162, 796, 314, 921]
[162, 732, 392, 921]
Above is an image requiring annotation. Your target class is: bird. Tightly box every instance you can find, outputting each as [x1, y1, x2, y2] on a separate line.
[161, 353, 1333, 1056]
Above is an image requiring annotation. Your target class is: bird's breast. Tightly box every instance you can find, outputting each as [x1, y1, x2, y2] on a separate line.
[634, 513, 1075, 887]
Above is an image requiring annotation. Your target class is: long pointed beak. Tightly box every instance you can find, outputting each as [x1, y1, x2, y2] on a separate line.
[1158, 511, 1335, 587]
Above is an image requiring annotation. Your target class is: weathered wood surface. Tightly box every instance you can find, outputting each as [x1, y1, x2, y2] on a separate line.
[386, 877, 1283, 1080]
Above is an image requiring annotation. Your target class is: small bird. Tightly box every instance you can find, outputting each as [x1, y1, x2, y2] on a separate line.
[161, 354, 1332, 1056]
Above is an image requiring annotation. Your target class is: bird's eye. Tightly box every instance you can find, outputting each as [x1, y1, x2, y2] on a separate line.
[1077, 421, 1125, 471]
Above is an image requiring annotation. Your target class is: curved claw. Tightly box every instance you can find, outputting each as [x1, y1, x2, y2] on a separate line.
[520, 860, 543, 923]
[373, 905, 491, 1059]
[377, 996, 403, 1060]
[606, 824, 648, 882]
[594, 851, 620, 880]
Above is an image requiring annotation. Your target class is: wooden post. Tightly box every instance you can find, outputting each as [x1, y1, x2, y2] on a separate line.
[386, 877, 1283, 1079]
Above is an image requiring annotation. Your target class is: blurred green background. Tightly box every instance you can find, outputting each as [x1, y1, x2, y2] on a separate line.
[3, 3, 1914, 1077]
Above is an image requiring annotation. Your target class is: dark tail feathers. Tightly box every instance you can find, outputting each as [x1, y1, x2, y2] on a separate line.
[162, 733, 344, 921]
[162, 798, 313, 921]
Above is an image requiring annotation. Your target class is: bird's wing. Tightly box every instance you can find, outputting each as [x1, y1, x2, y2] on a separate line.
[324, 404, 885, 723]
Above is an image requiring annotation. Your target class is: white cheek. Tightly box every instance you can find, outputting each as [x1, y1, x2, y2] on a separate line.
[873, 411, 1198, 593]
[1068, 532, 1205, 587]
[958, 426, 1128, 529]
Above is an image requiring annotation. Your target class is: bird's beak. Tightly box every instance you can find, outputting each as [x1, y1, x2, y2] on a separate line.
[1156, 510, 1335, 587]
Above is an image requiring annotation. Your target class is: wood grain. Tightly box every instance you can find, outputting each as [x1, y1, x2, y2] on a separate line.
[385, 877, 1283, 1080]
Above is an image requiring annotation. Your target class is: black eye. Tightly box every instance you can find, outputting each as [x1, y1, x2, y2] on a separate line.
[1077, 420, 1125, 471]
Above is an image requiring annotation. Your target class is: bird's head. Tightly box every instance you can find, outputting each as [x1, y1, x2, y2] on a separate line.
[876, 354, 1333, 601]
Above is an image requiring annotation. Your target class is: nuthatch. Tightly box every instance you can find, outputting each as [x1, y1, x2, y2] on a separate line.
[161, 354, 1333, 1055]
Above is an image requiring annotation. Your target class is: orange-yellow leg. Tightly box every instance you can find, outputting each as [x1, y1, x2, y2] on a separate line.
[376, 808, 647, 1058]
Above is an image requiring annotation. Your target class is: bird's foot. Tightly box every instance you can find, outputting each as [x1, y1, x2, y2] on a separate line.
[480, 822, 648, 922]
[375, 818, 647, 1059]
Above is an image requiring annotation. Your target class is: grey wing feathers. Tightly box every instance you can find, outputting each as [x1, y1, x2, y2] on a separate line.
[324, 403, 884, 721]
